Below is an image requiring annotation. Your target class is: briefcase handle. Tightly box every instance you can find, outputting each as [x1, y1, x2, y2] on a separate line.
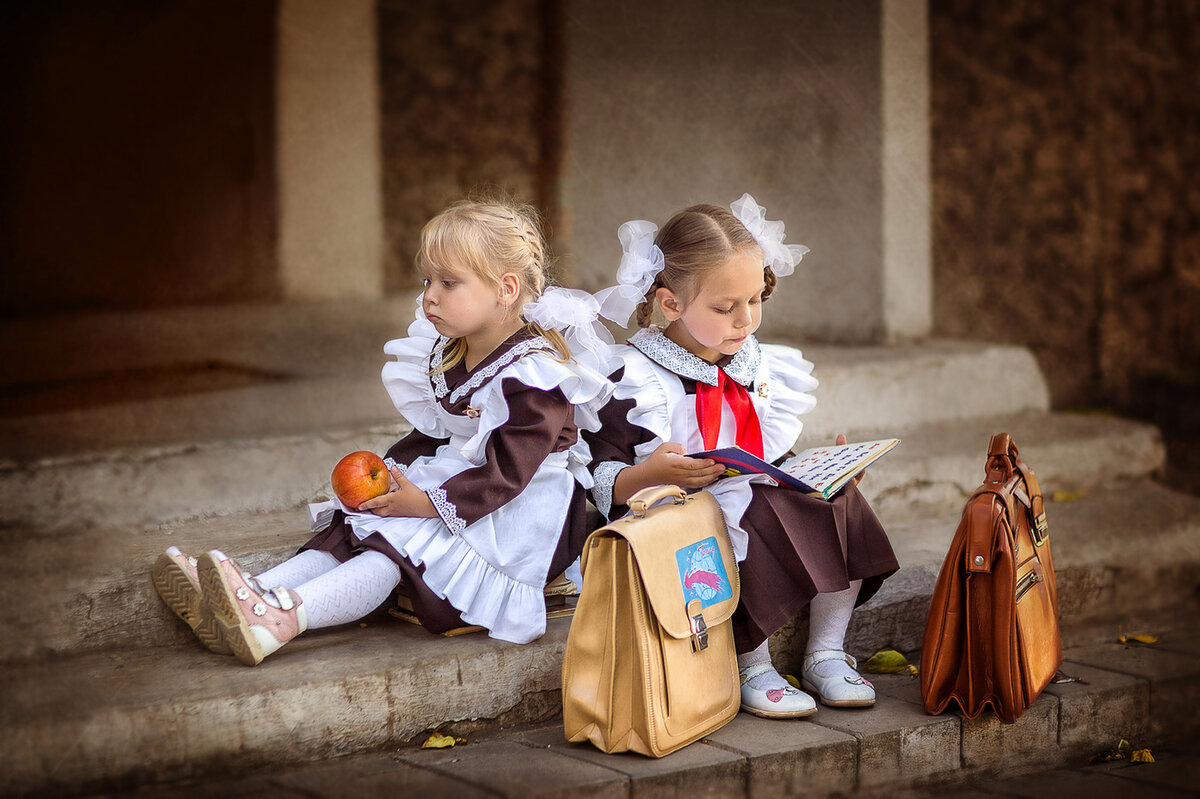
[627, 485, 688, 518]
[985, 433, 1019, 484]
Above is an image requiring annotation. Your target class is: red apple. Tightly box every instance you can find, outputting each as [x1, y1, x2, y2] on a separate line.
[331, 451, 390, 509]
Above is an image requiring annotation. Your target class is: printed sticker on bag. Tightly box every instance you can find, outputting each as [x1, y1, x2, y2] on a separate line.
[676, 537, 733, 608]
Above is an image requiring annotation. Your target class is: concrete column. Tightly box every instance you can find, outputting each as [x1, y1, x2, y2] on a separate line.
[881, 0, 932, 340]
[276, 0, 384, 300]
[562, 0, 931, 343]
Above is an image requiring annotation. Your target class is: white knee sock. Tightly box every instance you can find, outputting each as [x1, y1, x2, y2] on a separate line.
[293, 550, 402, 629]
[805, 579, 862, 679]
[254, 550, 340, 590]
[737, 639, 789, 691]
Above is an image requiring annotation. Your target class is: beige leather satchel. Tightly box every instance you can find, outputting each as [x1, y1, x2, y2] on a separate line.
[562, 484, 741, 757]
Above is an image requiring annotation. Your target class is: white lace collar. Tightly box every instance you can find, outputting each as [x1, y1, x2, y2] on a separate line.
[628, 326, 761, 387]
[429, 335, 556, 403]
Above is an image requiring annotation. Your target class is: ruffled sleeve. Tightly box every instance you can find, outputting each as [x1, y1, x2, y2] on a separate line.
[609, 347, 677, 455]
[381, 317, 446, 439]
[581, 349, 677, 520]
[757, 343, 819, 462]
[581, 365, 658, 520]
[454, 347, 613, 489]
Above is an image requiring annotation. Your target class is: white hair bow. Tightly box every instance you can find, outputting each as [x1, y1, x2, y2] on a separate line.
[594, 220, 664, 327]
[730, 193, 809, 278]
[523, 286, 616, 375]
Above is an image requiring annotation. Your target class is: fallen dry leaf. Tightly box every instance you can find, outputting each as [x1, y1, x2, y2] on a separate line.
[1131, 748, 1155, 763]
[1117, 627, 1160, 645]
[783, 673, 801, 689]
[863, 649, 909, 674]
[422, 732, 460, 749]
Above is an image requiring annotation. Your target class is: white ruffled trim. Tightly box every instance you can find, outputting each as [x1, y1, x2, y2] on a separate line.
[381, 318, 447, 439]
[591, 460, 628, 520]
[347, 509, 551, 644]
[611, 346, 678, 454]
[757, 344, 819, 461]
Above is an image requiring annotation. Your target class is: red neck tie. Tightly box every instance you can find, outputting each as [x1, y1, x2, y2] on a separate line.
[695, 370, 764, 458]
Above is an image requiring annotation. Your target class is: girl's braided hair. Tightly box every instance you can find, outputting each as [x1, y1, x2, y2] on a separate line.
[417, 195, 569, 371]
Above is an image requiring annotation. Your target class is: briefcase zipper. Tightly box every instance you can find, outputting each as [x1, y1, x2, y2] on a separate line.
[1015, 570, 1042, 601]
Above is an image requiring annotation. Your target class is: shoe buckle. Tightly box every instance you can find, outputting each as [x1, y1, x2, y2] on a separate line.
[687, 599, 708, 652]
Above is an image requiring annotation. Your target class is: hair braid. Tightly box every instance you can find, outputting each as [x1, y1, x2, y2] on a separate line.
[762, 266, 777, 301]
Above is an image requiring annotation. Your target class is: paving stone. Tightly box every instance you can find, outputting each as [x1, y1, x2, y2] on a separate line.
[808, 693, 961, 787]
[398, 740, 626, 798]
[971, 767, 1187, 798]
[1060, 641, 1200, 740]
[515, 723, 746, 799]
[1084, 738, 1200, 793]
[864, 670, 925, 706]
[269, 752, 497, 797]
[101, 752, 496, 799]
[1044, 660, 1151, 753]
[960, 692, 1061, 774]
[701, 713, 858, 798]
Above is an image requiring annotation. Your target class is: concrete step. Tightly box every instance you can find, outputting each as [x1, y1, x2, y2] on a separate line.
[0, 339, 1049, 530]
[6, 596, 1198, 798]
[859, 410, 1163, 520]
[0, 412, 1163, 662]
[3, 478, 1198, 795]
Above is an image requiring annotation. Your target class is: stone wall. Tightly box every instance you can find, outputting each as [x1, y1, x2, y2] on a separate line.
[930, 0, 1200, 409]
[376, 0, 561, 290]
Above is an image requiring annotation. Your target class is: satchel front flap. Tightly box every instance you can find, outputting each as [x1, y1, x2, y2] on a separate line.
[602, 491, 740, 638]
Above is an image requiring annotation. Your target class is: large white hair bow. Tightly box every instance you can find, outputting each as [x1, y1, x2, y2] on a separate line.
[730, 193, 809, 278]
[593, 220, 664, 327]
[523, 286, 616, 375]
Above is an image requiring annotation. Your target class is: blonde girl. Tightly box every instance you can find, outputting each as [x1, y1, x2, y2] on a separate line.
[585, 194, 898, 718]
[154, 198, 613, 664]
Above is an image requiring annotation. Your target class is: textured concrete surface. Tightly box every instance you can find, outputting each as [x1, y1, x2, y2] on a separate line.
[66, 655, 1200, 799]
[1, 300, 1060, 529]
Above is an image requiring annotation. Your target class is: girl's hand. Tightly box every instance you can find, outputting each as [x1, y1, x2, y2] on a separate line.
[614, 442, 726, 504]
[836, 433, 866, 487]
[357, 466, 438, 518]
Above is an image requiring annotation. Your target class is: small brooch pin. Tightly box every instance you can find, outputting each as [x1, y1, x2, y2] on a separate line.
[465, 406, 481, 419]
[757, 382, 770, 398]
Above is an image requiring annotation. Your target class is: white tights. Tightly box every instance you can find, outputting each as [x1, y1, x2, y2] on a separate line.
[736, 578, 864, 689]
[805, 579, 863, 680]
[255, 550, 402, 630]
[254, 549, 340, 590]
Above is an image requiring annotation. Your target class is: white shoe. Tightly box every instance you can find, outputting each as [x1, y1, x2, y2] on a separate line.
[739, 663, 817, 719]
[801, 650, 876, 707]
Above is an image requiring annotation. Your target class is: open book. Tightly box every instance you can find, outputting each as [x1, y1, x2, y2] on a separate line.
[690, 438, 900, 500]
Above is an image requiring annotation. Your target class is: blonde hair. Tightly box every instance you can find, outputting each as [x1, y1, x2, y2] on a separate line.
[416, 197, 570, 371]
[634, 203, 777, 328]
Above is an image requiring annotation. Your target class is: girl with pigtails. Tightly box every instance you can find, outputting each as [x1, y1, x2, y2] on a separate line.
[153, 197, 614, 664]
[584, 194, 898, 718]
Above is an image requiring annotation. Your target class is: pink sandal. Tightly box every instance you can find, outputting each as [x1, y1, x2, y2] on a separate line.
[198, 550, 307, 666]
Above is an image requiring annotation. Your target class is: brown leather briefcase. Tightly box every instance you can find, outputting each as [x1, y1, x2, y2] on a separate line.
[920, 433, 1062, 723]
